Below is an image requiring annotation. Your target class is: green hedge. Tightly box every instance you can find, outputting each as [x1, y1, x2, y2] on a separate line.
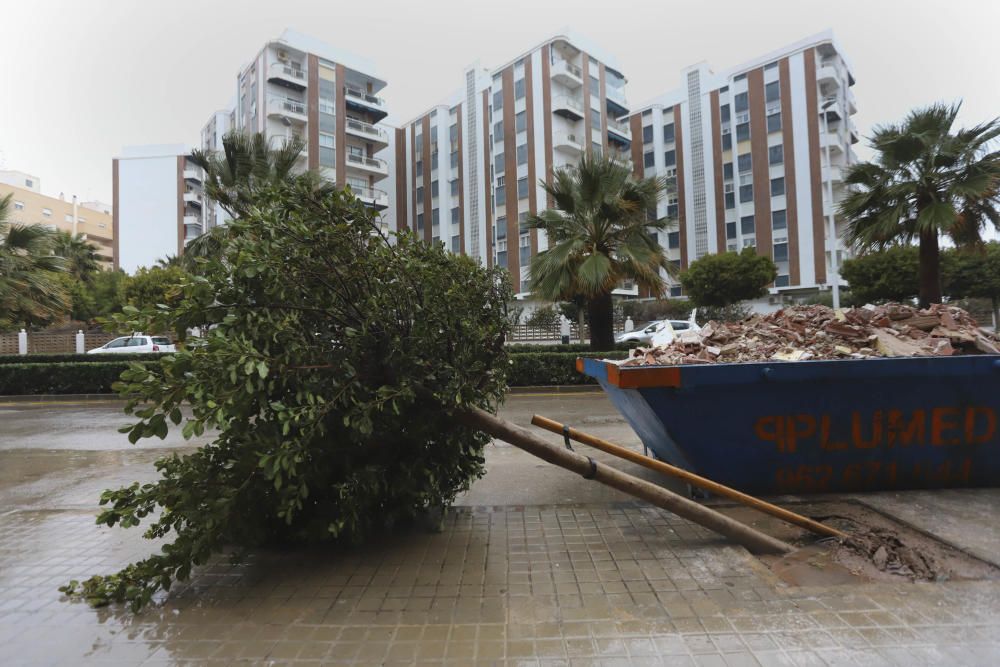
[507, 343, 636, 354]
[0, 351, 633, 395]
[0, 361, 139, 395]
[0, 353, 164, 365]
[508, 351, 629, 386]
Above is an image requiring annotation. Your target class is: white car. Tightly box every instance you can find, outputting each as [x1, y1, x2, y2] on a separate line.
[617, 313, 701, 347]
[87, 334, 176, 354]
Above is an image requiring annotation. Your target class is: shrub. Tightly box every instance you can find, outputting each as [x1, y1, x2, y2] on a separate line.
[619, 298, 695, 323]
[0, 353, 163, 365]
[524, 304, 561, 328]
[0, 361, 142, 395]
[508, 351, 629, 386]
[506, 343, 635, 354]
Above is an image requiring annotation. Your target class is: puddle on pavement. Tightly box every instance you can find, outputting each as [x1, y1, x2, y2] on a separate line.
[716, 500, 1000, 586]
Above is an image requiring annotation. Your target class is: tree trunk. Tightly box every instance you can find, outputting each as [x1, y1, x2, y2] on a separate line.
[587, 291, 615, 350]
[918, 228, 942, 308]
[993, 296, 999, 333]
[577, 309, 585, 344]
[456, 406, 793, 555]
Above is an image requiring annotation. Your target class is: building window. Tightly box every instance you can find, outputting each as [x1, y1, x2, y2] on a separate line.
[493, 90, 502, 111]
[516, 143, 528, 165]
[775, 274, 790, 287]
[449, 124, 458, 143]
[726, 222, 737, 239]
[25, 179, 33, 188]
[416, 187, 424, 204]
[725, 192, 735, 209]
[772, 209, 787, 230]
[739, 184, 754, 202]
[495, 153, 505, 173]
[722, 133, 732, 151]
[432, 208, 440, 226]
[590, 110, 602, 130]
[667, 203, 679, 218]
[496, 250, 507, 267]
[415, 133, 423, 153]
[514, 78, 526, 99]
[451, 179, 460, 196]
[764, 61, 779, 72]
[737, 153, 752, 173]
[515, 111, 527, 133]
[519, 244, 530, 265]
[494, 120, 503, 138]
[734, 92, 748, 113]
[642, 125, 653, 144]
[13, 201, 24, 210]
[451, 207, 460, 225]
[765, 81, 780, 103]
[495, 185, 505, 202]
[452, 235, 461, 253]
[431, 180, 439, 198]
[773, 242, 789, 262]
[431, 151, 439, 171]
[769, 144, 784, 165]
[663, 150, 676, 167]
[734, 73, 747, 82]
[42, 208, 52, 217]
[737, 122, 753, 142]
[723, 163, 733, 181]
[416, 212, 424, 231]
[741, 215, 755, 235]
[451, 151, 459, 169]
[663, 124, 675, 143]
[592, 142, 603, 157]
[517, 177, 529, 199]
[770, 177, 785, 197]
[720, 104, 731, 124]
[415, 160, 423, 177]
[496, 216, 507, 239]
[589, 74, 600, 92]
[643, 152, 655, 168]
[670, 285, 682, 297]
[667, 231, 680, 249]
[65, 214, 73, 223]
[767, 112, 782, 133]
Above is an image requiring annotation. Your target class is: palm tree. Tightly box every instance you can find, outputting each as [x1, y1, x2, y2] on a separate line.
[156, 255, 183, 268]
[0, 194, 68, 330]
[840, 103, 1000, 306]
[52, 231, 100, 281]
[185, 131, 333, 268]
[527, 154, 674, 349]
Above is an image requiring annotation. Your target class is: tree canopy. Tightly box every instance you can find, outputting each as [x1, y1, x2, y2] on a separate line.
[678, 248, 777, 309]
[61, 179, 511, 610]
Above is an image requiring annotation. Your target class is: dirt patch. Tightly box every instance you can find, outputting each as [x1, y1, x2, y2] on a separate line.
[715, 500, 1000, 586]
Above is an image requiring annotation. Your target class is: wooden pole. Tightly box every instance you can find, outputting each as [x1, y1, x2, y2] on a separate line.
[531, 414, 847, 540]
[457, 406, 793, 555]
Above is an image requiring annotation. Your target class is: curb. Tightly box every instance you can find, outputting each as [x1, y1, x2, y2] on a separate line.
[0, 394, 122, 405]
[508, 385, 602, 395]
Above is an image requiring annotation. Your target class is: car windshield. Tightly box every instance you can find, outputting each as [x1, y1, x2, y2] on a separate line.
[151, 337, 171, 345]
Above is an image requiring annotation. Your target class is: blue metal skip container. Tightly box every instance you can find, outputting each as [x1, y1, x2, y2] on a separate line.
[580, 355, 1000, 494]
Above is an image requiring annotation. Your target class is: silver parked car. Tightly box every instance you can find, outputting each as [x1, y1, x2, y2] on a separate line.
[616, 312, 701, 347]
[87, 334, 176, 354]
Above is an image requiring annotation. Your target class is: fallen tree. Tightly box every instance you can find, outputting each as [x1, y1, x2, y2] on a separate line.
[62, 181, 512, 610]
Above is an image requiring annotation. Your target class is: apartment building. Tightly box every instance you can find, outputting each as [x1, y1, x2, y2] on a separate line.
[113, 145, 205, 272]
[0, 170, 115, 266]
[227, 29, 394, 213]
[395, 34, 631, 295]
[199, 108, 235, 232]
[628, 31, 858, 298]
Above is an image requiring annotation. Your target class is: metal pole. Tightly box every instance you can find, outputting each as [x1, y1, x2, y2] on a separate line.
[823, 103, 840, 309]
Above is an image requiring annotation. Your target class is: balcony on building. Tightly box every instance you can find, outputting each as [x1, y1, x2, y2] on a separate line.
[605, 68, 629, 117]
[183, 215, 203, 241]
[345, 117, 389, 149]
[349, 184, 390, 210]
[817, 56, 843, 90]
[345, 152, 389, 178]
[820, 128, 845, 154]
[551, 59, 583, 88]
[553, 131, 583, 156]
[822, 164, 845, 184]
[607, 119, 631, 149]
[267, 96, 308, 124]
[268, 61, 307, 91]
[552, 95, 584, 121]
[344, 85, 388, 122]
[847, 88, 858, 115]
[183, 190, 203, 208]
[183, 167, 202, 183]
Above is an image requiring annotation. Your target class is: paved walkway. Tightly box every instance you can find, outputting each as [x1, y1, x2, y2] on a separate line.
[1, 396, 999, 665]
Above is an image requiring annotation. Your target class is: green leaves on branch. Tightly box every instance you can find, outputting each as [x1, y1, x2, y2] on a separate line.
[62, 178, 512, 610]
[679, 248, 777, 309]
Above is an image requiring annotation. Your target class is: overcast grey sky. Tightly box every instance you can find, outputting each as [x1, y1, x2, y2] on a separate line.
[2, 0, 998, 204]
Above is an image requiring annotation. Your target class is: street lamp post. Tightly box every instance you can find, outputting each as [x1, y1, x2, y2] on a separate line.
[820, 99, 840, 309]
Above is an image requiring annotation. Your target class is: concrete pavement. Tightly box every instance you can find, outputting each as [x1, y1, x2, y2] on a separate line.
[1, 395, 999, 665]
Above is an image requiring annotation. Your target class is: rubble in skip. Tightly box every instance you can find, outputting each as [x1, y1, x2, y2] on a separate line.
[621, 303, 1000, 366]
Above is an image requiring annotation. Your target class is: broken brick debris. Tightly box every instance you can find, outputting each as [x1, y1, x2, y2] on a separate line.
[620, 303, 1000, 366]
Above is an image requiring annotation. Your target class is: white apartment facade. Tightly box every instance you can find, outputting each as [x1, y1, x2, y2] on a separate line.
[113, 144, 205, 272]
[627, 30, 858, 298]
[395, 34, 632, 295]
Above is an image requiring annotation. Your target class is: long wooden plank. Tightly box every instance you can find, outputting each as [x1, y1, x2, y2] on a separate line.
[531, 414, 847, 539]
